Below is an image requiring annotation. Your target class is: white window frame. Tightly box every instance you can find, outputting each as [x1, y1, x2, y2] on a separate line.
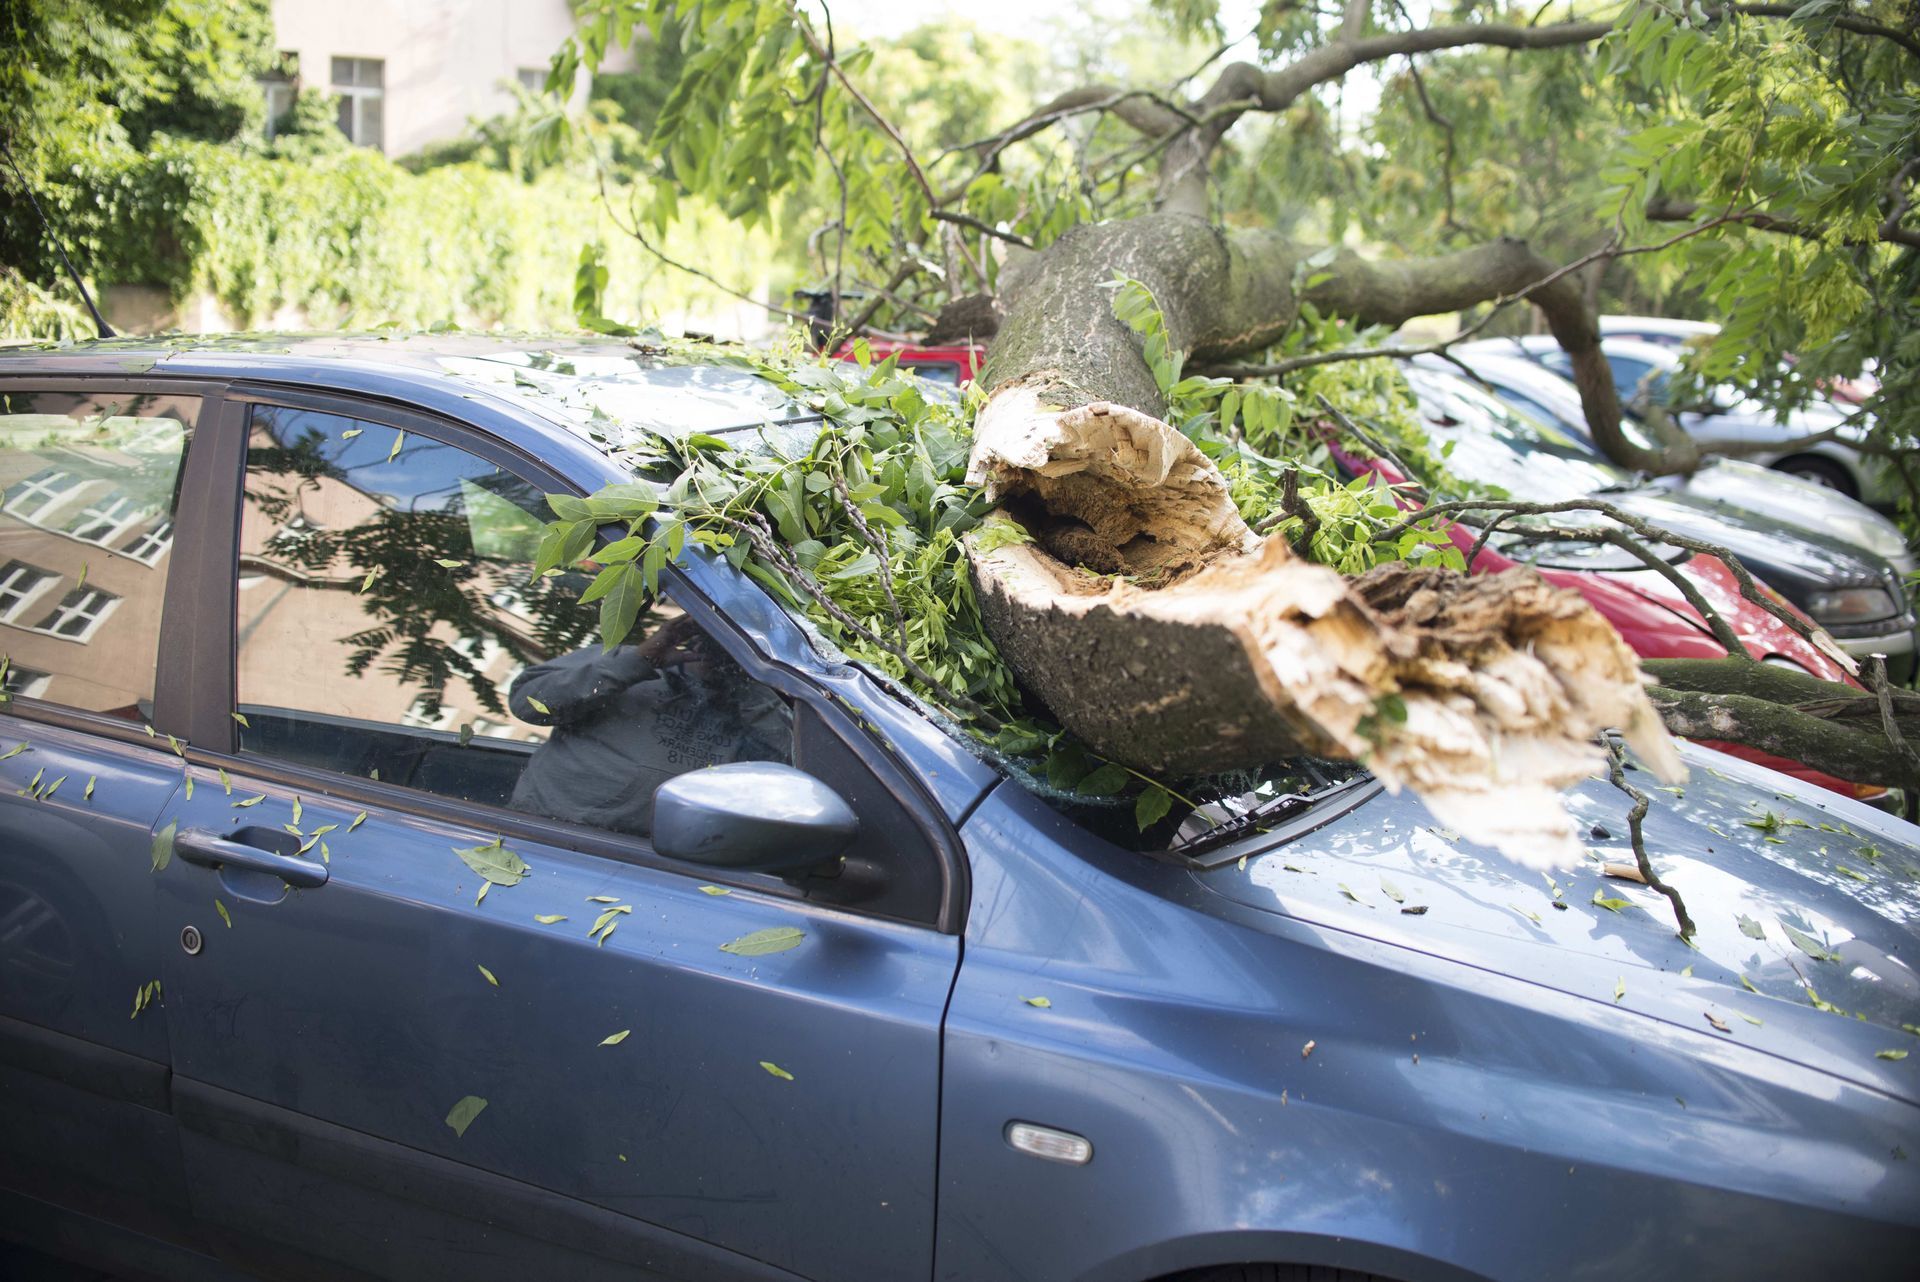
[34, 587, 120, 643]
[5, 468, 83, 523]
[0, 560, 58, 623]
[2, 665, 51, 699]
[66, 490, 146, 546]
[123, 517, 175, 566]
[331, 56, 385, 151]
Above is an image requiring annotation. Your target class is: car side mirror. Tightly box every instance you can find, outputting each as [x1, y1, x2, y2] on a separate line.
[652, 762, 858, 874]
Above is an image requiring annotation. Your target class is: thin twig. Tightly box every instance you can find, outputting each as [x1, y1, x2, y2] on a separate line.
[833, 475, 910, 655]
[930, 209, 1036, 251]
[1607, 738, 1695, 940]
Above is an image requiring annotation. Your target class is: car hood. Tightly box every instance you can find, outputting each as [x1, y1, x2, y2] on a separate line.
[1671, 461, 1914, 572]
[1608, 486, 1890, 597]
[1193, 743, 1920, 1100]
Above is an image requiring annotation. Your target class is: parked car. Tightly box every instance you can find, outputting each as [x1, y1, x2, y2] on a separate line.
[0, 335, 1915, 1282]
[1597, 314, 1879, 406]
[834, 338, 982, 386]
[1463, 334, 1899, 504]
[1341, 367, 1891, 803]
[1410, 351, 1918, 682]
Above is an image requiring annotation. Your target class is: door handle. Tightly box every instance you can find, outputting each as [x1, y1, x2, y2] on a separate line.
[176, 827, 330, 889]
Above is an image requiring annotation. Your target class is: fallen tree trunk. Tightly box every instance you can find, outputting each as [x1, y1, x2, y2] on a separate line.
[966, 394, 1683, 869]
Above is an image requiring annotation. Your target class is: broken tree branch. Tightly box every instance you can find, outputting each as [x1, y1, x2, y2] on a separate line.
[1608, 737, 1696, 940]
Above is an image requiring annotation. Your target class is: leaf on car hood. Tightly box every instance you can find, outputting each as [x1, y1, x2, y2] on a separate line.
[721, 926, 806, 956]
[445, 1095, 487, 1137]
[455, 838, 529, 886]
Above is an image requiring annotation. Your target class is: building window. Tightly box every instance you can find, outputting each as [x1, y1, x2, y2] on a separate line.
[5, 468, 83, 522]
[123, 518, 175, 566]
[0, 560, 57, 623]
[400, 695, 457, 732]
[1, 664, 52, 699]
[65, 490, 145, 545]
[262, 51, 300, 138]
[35, 587, 120, 642]
[516, 67, 547, 94]
[331, 56, 385, 151]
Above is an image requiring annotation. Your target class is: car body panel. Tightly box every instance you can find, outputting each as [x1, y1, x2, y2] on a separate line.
[939, 772, 1919, 1282]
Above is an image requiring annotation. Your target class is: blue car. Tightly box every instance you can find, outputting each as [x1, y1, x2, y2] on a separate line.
[0, 334, 1915, 1282]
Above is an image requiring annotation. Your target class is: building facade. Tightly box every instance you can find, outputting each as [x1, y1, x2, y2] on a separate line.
[266, 0, 603, 157]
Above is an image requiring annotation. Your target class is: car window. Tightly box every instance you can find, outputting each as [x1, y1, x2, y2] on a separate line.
[1404, 373, 1630, 499]
[233, 405, 793, 841]
[0, 389, 193, 719]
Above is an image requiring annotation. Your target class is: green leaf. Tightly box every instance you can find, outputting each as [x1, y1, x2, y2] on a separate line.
[698, 885, 731, 896]
[348, 811, 367, 831]
[720, 926, 806, 956]
[1613, 976, 1626, 1003]
[1782, 924, 1839, 962]
[151, 820, 177, 873]
[1075, 762, 1129, 797]
[586, 894, 618, 903]
[534, 914, 567, 924]
[1876, 1048, 1909, 1061]
[596, 562, 647, 650]
[1592, 890, 1633, 913]
[445, 1095, 487, 1137]
[759, 1061, 794, 1081]
[232, 793, 265, 808]
[0, 742, 25, 760]
[433, 558, 464, 569]
[1133, 784, 1174, 831]
[1021, 996, 1052, 1008]
[231, 712, 250, 729]
[1379, 877, 1406, 904]
[388, 431, 406, 462]
[454, 839, 530, 887]
[215, 899, 232, 929]
[600, 1030, 630, 1046]
[1737, 914, 1765, 939]
[84, 775, 95, 801]
[477, 964, 498, 987]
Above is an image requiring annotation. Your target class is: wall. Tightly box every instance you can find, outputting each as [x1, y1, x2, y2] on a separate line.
[269, 0, 591, 158]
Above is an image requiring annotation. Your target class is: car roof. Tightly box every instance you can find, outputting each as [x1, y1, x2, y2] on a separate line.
[1597, 314, 1719, 338]
[0, 331, 814, 457]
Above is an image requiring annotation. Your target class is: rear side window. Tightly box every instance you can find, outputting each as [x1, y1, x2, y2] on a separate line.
[232, 405, 793, 839]
[0, 389, 193, 719]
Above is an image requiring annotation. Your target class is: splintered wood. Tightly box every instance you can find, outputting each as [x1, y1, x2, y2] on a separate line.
[965, 391, 1684, 868]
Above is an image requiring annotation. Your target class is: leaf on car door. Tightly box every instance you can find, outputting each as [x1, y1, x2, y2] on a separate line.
[454, 838, 530, 886]
[534, 914, 567, 924]
[445, 1095, 487, 1137]
[719, 926, 806, 956]
[760, 1061, 794, 1081]
[151, 820, 177, 873]
[477, 964, 499, 987]
[215, 899, 232, 929]
[600, 1030, 630, 1046]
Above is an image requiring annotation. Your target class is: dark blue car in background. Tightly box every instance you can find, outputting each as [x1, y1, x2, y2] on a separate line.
[0, 335, 1915, 1282]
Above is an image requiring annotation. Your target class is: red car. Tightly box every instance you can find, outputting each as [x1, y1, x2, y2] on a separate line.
[835, 340, 982, 387]
[1337, 369, 1884, 805]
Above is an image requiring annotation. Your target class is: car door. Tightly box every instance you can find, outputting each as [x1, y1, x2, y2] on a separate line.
[0, 381, 216, 1256]
[153, 390, 960, 1282]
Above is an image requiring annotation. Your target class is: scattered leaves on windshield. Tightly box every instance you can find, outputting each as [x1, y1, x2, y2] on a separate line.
[215, 899, 232, 929]
[760, 1061, 794, 1081]
[1877, 1049, 1909, 1061]
[600, 1030, 630, 1046]
[445, 1095, 487, 1137]
[1782, 924, 1839, 963]
[455, 837, 529, 887]
[720, 926, 805, 956]
[151, 820, 177, 872]
[477, 964, 498, 987]
[1022, 996, 1052, 1008]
